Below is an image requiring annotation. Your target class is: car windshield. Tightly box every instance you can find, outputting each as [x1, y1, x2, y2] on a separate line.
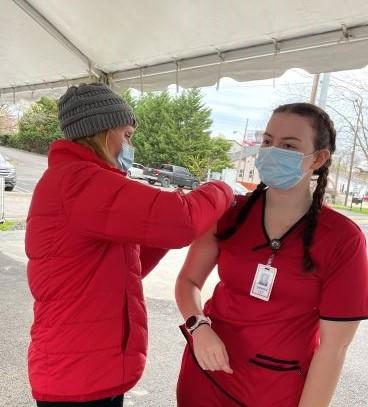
[0, 153, 6, 163]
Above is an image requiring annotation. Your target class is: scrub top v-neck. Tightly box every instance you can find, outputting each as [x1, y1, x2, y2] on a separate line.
[253, 192, 307, 256]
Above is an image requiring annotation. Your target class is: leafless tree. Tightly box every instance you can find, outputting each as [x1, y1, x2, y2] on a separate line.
[0, 103, 16, 135]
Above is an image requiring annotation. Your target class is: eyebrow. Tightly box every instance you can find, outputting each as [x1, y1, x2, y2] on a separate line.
[263, 132, 301, 142]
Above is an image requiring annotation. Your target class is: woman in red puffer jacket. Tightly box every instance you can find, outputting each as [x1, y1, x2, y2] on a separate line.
[26, 83, 234, 407]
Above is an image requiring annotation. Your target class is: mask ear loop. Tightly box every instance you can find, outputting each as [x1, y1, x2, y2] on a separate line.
[303, 151, 319, 180]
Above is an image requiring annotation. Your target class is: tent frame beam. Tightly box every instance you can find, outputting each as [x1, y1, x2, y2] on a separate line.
[1, 23, 368, 96]
[12, 0, 103, 78]
[112, 24, 368, 83]
[0, 76, 91, 96]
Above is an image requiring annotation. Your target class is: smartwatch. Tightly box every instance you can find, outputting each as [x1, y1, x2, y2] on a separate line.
[185, 314, 211, 334]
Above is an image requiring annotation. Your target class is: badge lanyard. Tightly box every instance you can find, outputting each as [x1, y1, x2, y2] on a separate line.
[250, 239, 281, 302]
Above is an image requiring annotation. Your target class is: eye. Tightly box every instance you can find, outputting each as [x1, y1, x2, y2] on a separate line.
[282, 143, 296, 150]
[262, 138, 272, 146]
[124, 132, 133, 142]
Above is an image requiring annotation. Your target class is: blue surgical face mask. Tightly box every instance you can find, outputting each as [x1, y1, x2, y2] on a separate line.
[117, 143, 135, 171]
[255, 147, 314, 190]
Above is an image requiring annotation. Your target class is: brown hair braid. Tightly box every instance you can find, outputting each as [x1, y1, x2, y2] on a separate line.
[217, 182, 267, 240]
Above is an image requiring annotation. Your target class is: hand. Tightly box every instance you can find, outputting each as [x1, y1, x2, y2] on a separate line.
[192, 324, 233, 374]
[175, 186, 185, 195]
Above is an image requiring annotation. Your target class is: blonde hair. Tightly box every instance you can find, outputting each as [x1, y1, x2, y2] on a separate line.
[73, 131, 117, 167]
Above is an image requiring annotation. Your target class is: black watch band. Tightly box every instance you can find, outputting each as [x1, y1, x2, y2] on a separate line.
[190, 320, 211, 334]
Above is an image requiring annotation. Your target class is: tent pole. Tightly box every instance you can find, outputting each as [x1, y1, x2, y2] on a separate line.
[310, 74, 320, 104]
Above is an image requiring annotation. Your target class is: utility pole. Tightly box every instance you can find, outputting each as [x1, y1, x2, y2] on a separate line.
[318, 73, 331, 109]
[344, 98, 363, 206]
[333, 156, 342, 204]
[310, 73, 320, 105]
[236, 118, 249, 182]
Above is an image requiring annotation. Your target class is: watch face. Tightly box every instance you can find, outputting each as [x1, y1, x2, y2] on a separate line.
[185, 316, 197, 329]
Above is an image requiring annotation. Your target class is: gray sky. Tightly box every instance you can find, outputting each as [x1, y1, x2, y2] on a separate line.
[201, 70, 313, 140]
[198, 67, 368, 145]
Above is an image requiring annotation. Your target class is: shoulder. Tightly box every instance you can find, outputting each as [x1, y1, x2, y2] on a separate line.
[319, 205, 364, 238]
[217, 193, 252, 234]
[316, 205, 366, 263]
[311, 207, 368, 290]
[47, 161, 130, 203]
[54, 160, 125, 184]
[233, 194, 250, 209]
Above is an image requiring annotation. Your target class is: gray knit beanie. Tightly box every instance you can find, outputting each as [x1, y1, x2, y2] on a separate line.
[58, 83, 135, 140]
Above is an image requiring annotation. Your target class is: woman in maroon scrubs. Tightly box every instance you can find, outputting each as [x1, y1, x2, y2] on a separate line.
[175, 103, 368, 407]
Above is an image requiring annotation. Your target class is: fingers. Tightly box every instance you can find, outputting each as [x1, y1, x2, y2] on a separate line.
[212, 347, 233, 374]
[195, 349, 218, 372]
[205, 350, 222, 371]
[220, 347, 233, 374]
[192, 328, 233, 374]
[195, 348, 233, 374]
[195, 352, 210, 371]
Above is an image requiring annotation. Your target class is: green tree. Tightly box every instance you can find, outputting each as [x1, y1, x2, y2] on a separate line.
[182, 137, 233, 179]
[128, 88, 232, 178]
[208, 136, 233, 172]
[16, 97, 61, 153]
[129, 91, 178, 165]
[171, 89, 213, 169]
[171, 89, 212, 152]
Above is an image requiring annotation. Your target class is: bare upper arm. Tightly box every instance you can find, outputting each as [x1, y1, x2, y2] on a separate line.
[176, 224, 219, 290]
[319, 319, 360, 349]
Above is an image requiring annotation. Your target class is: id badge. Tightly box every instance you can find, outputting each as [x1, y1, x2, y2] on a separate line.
[250, 264, 277, 301]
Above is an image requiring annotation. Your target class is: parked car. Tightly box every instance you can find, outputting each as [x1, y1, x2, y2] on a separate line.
[127, 163, 146, 180]
[0, 152, 16, 191]
[143, 164, 200, 189]
[234, 182, 249, 196]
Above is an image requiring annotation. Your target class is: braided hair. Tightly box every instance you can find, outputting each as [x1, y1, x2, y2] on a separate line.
[218, 182, 267, 240]
[218, 103, 336, 272]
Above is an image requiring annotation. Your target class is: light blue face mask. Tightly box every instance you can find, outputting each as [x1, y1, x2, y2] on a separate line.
[255, 147, 314, 190]
[117, 143, 135, 171]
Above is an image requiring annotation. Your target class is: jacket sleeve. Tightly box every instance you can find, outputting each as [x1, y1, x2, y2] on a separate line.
[139, 246, 169, 279]
[62, 163, 234, 248]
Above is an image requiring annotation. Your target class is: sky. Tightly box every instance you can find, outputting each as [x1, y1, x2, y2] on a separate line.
[168, 69, 316, 143]
[170, 67, 368, 147]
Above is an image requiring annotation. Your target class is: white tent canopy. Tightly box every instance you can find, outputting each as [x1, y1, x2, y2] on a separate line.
[1, 0, 368, 102]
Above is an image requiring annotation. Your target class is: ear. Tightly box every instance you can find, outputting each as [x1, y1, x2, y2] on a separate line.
[310, 149, 330, 172]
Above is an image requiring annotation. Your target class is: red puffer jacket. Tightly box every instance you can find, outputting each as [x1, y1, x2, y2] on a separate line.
[26, 140, 233, 402]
